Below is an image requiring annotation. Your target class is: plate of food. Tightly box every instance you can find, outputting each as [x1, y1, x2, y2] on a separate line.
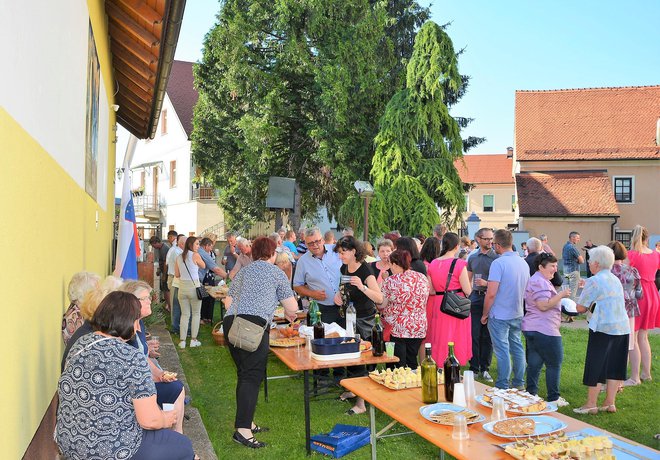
[359, 340, 372, 352]
[500, 432, 618, 459]
[369, 367, 444, 390]
[419, 403, 485, 426]
[483, 415, 567, 439]
[476, 388, 557, 414]
[269, 337, 305, 347]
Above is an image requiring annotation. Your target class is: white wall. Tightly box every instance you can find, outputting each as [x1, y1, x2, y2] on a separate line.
[0, 1, 109, 207]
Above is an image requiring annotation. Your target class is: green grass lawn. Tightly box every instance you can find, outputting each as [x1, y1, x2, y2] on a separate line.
[175, 315, 660, 459]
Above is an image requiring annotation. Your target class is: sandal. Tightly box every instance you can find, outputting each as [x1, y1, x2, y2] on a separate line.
[573, 406, 598, 415]
[345, 407, 367, 416]
[623, 378, 641, 387]
[232, 431, 266, 448]
[251, 424, 269, 433]
[338, 392, 356, 401]
[598, 404, 617, 413]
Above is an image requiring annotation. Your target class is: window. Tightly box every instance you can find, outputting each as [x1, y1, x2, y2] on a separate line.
[170, 160, 177, 188]
[140, 171, 145, 188]
[613, 176, 633, 203]
[462, 193, 469, 213]
[161, 109, 168, 135]
[615, 231, 632, 249]
[511, 194, 516, 212]
[483, 194, 494, 212]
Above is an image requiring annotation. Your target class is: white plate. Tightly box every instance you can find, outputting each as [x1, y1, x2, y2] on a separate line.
[475, 394, 558, 415]
[483, 415, 567, 439]
[419, 403, 486, 425]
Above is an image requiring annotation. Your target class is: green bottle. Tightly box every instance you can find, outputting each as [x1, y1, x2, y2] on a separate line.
[421, 343, 438, 403]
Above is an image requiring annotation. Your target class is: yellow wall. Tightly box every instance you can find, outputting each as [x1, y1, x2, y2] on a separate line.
[0, 2, 117, 456]
[464, 183, 516, 230]
[520, 217, 615, 258]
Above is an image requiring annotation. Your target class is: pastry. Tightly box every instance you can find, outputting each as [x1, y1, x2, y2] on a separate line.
[493, 417, 536, 436]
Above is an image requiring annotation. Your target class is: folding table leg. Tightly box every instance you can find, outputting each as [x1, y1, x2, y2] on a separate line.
[439, 449, 446, 460]
[370, 403, 377, 460]
[304, 370, 311, 455]
[263, 365, 268, 402]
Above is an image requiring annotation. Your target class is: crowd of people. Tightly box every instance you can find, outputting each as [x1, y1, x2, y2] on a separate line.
[56, 222, 659, 454]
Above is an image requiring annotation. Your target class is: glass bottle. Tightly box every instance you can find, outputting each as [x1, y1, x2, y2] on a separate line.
[345, 302, 356, 337]
[443, 342, 461, 403]
[313, 311, 325, 339]
[421, 343, 438, 403]
[371, 314, 384, 356]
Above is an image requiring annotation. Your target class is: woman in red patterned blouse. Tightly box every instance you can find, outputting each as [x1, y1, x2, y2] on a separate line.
[379, 250, 430, 368]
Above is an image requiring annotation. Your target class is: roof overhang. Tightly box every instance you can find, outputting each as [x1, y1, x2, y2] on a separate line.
[106, 0, 187, 139]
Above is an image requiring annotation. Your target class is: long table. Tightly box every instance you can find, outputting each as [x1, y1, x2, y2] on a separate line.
[269, 344, 398, 455]
[341, 377, 659, 460]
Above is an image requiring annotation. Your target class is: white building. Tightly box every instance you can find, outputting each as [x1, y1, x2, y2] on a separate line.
[129, 60, 224, 238]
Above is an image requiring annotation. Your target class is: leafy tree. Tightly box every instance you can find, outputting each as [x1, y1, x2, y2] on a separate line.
[192, 0, 429, 230]
[340, 21, 476, 236]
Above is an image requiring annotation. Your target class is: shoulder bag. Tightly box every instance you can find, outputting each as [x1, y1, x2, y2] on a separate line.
[439, 259, 471, 320]
[225, 267, 268, 352]
[181, 254, 209, 300]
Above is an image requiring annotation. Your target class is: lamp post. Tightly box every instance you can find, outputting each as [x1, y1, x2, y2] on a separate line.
[354, 181, 374, 242]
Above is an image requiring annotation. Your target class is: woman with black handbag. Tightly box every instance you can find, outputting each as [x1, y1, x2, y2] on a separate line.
[424, 232, 473, 365]
[224, 237, 298, 448]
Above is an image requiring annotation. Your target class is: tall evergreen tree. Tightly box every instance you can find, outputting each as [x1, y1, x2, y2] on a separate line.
[192, 0, 429, 230]
[340, 21, 473, 236]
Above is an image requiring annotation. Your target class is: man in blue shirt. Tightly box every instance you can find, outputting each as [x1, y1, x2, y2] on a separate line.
[562, 231, 584, 301]
[481, 229, 530, 389]
[199, 237, 227, 324]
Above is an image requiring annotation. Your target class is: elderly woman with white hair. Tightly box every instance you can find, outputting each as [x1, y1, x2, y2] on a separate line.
[61, 271, 101, 345]
[573, 245, 630, 415]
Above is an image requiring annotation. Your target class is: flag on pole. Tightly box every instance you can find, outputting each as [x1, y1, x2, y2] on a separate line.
[114, 135, 140, 280]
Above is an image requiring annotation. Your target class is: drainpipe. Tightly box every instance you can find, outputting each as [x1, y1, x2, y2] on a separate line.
[610, 216, 618, 241]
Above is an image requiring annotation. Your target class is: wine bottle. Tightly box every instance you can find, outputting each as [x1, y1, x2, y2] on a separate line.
[345, 302, 356, 337]
[371, 314, 384, 356]
[421, 343, 438, 403]
[313, 312, 325, 339]
[443, 342, 461, 402]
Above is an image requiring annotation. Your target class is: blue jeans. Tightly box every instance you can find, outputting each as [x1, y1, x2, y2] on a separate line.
[487, 317, 526, 389]
[523, 331, 563, 401]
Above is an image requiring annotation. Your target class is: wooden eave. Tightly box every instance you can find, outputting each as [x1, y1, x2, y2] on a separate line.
[106, 0, 186, 139]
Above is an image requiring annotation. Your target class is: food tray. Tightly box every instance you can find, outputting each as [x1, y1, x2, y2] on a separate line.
[368, 367, 443, 390]
[482, 415, 567, 439]
[476, 388, 557, 415]
[419, 403, 485, 425]
[311, 337, 360, 355]
[500, 428, 658, 460]
[269, 337, 305, 348]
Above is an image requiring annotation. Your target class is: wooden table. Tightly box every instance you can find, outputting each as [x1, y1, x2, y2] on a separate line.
[269, 343, 399, 455]
[341, 377, 658, 460]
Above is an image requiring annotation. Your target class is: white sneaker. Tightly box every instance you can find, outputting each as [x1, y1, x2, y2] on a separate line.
[481, 371, 494, 383]
[190, 339, 202, 348]
[178, 340, 186, 349]
[549, 396, 570, 407]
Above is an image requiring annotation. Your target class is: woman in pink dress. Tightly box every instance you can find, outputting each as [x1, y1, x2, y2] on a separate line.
[425, 232, 473, 365]
[626, 225, 660, 384]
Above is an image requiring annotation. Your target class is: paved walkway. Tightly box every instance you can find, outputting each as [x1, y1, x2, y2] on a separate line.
[150, 323, 218, 460]
[560, 317, 659, 334]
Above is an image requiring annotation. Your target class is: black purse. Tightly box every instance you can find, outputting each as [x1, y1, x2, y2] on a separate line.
[181, 255, 209, 300]
[439, 259, 471, 320]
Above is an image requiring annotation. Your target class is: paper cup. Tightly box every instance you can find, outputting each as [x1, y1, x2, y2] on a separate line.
[453, 383, 467, 407]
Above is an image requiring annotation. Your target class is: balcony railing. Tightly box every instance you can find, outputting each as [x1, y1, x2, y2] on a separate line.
[192, 186, 219, 200]
[132, 194, 160, 215]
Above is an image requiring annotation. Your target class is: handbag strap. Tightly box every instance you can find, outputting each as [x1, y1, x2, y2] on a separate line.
[443, 258, 459, 294]
[181, 253, 195, 280]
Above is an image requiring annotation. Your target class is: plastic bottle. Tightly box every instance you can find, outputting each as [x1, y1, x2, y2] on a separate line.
[345, 302, 356, 337]
[421, 343, 438, 403]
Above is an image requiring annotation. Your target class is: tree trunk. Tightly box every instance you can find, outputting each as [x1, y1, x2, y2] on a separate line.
[290, 181, 302, 231]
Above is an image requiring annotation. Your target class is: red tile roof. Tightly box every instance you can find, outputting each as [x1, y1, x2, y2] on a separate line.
[454, 154, 514, 184]
[515, 86, 660, 161]
[166, 60, 198, 138]
[515, 171, 619, 217]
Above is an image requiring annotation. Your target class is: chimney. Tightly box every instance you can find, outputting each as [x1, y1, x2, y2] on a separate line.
[506, 147, 514, 158]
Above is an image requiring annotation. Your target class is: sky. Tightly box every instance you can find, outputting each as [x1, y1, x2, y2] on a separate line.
[156, 0, 660, 156]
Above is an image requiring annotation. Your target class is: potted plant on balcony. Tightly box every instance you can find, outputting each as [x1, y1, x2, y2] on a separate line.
[132, 186, 144, 196]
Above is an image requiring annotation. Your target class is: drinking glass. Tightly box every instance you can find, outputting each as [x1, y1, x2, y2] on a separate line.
[453, 383, 467, 407]
[472, 274, 483, 289]
[385, 342, 395, 358]
[491, 396, 507, 422]
[462, 371, 476, 402]
[451, 414, 469, 440]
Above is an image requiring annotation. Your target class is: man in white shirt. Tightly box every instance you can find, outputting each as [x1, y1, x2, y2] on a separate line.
[166, 234, 186, 335]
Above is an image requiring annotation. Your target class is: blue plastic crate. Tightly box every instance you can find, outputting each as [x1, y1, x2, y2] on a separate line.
[311, 424, 371, 458]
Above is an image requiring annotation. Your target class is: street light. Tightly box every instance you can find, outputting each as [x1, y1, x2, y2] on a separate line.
[354, 181, 374, 242]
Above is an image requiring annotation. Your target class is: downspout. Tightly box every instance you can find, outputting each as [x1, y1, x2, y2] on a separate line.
[610, 216, 618, 241]
[147, 0, 187, 139]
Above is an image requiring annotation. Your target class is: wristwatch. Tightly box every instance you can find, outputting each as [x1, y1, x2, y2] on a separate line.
[361, 285, 367, 292]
